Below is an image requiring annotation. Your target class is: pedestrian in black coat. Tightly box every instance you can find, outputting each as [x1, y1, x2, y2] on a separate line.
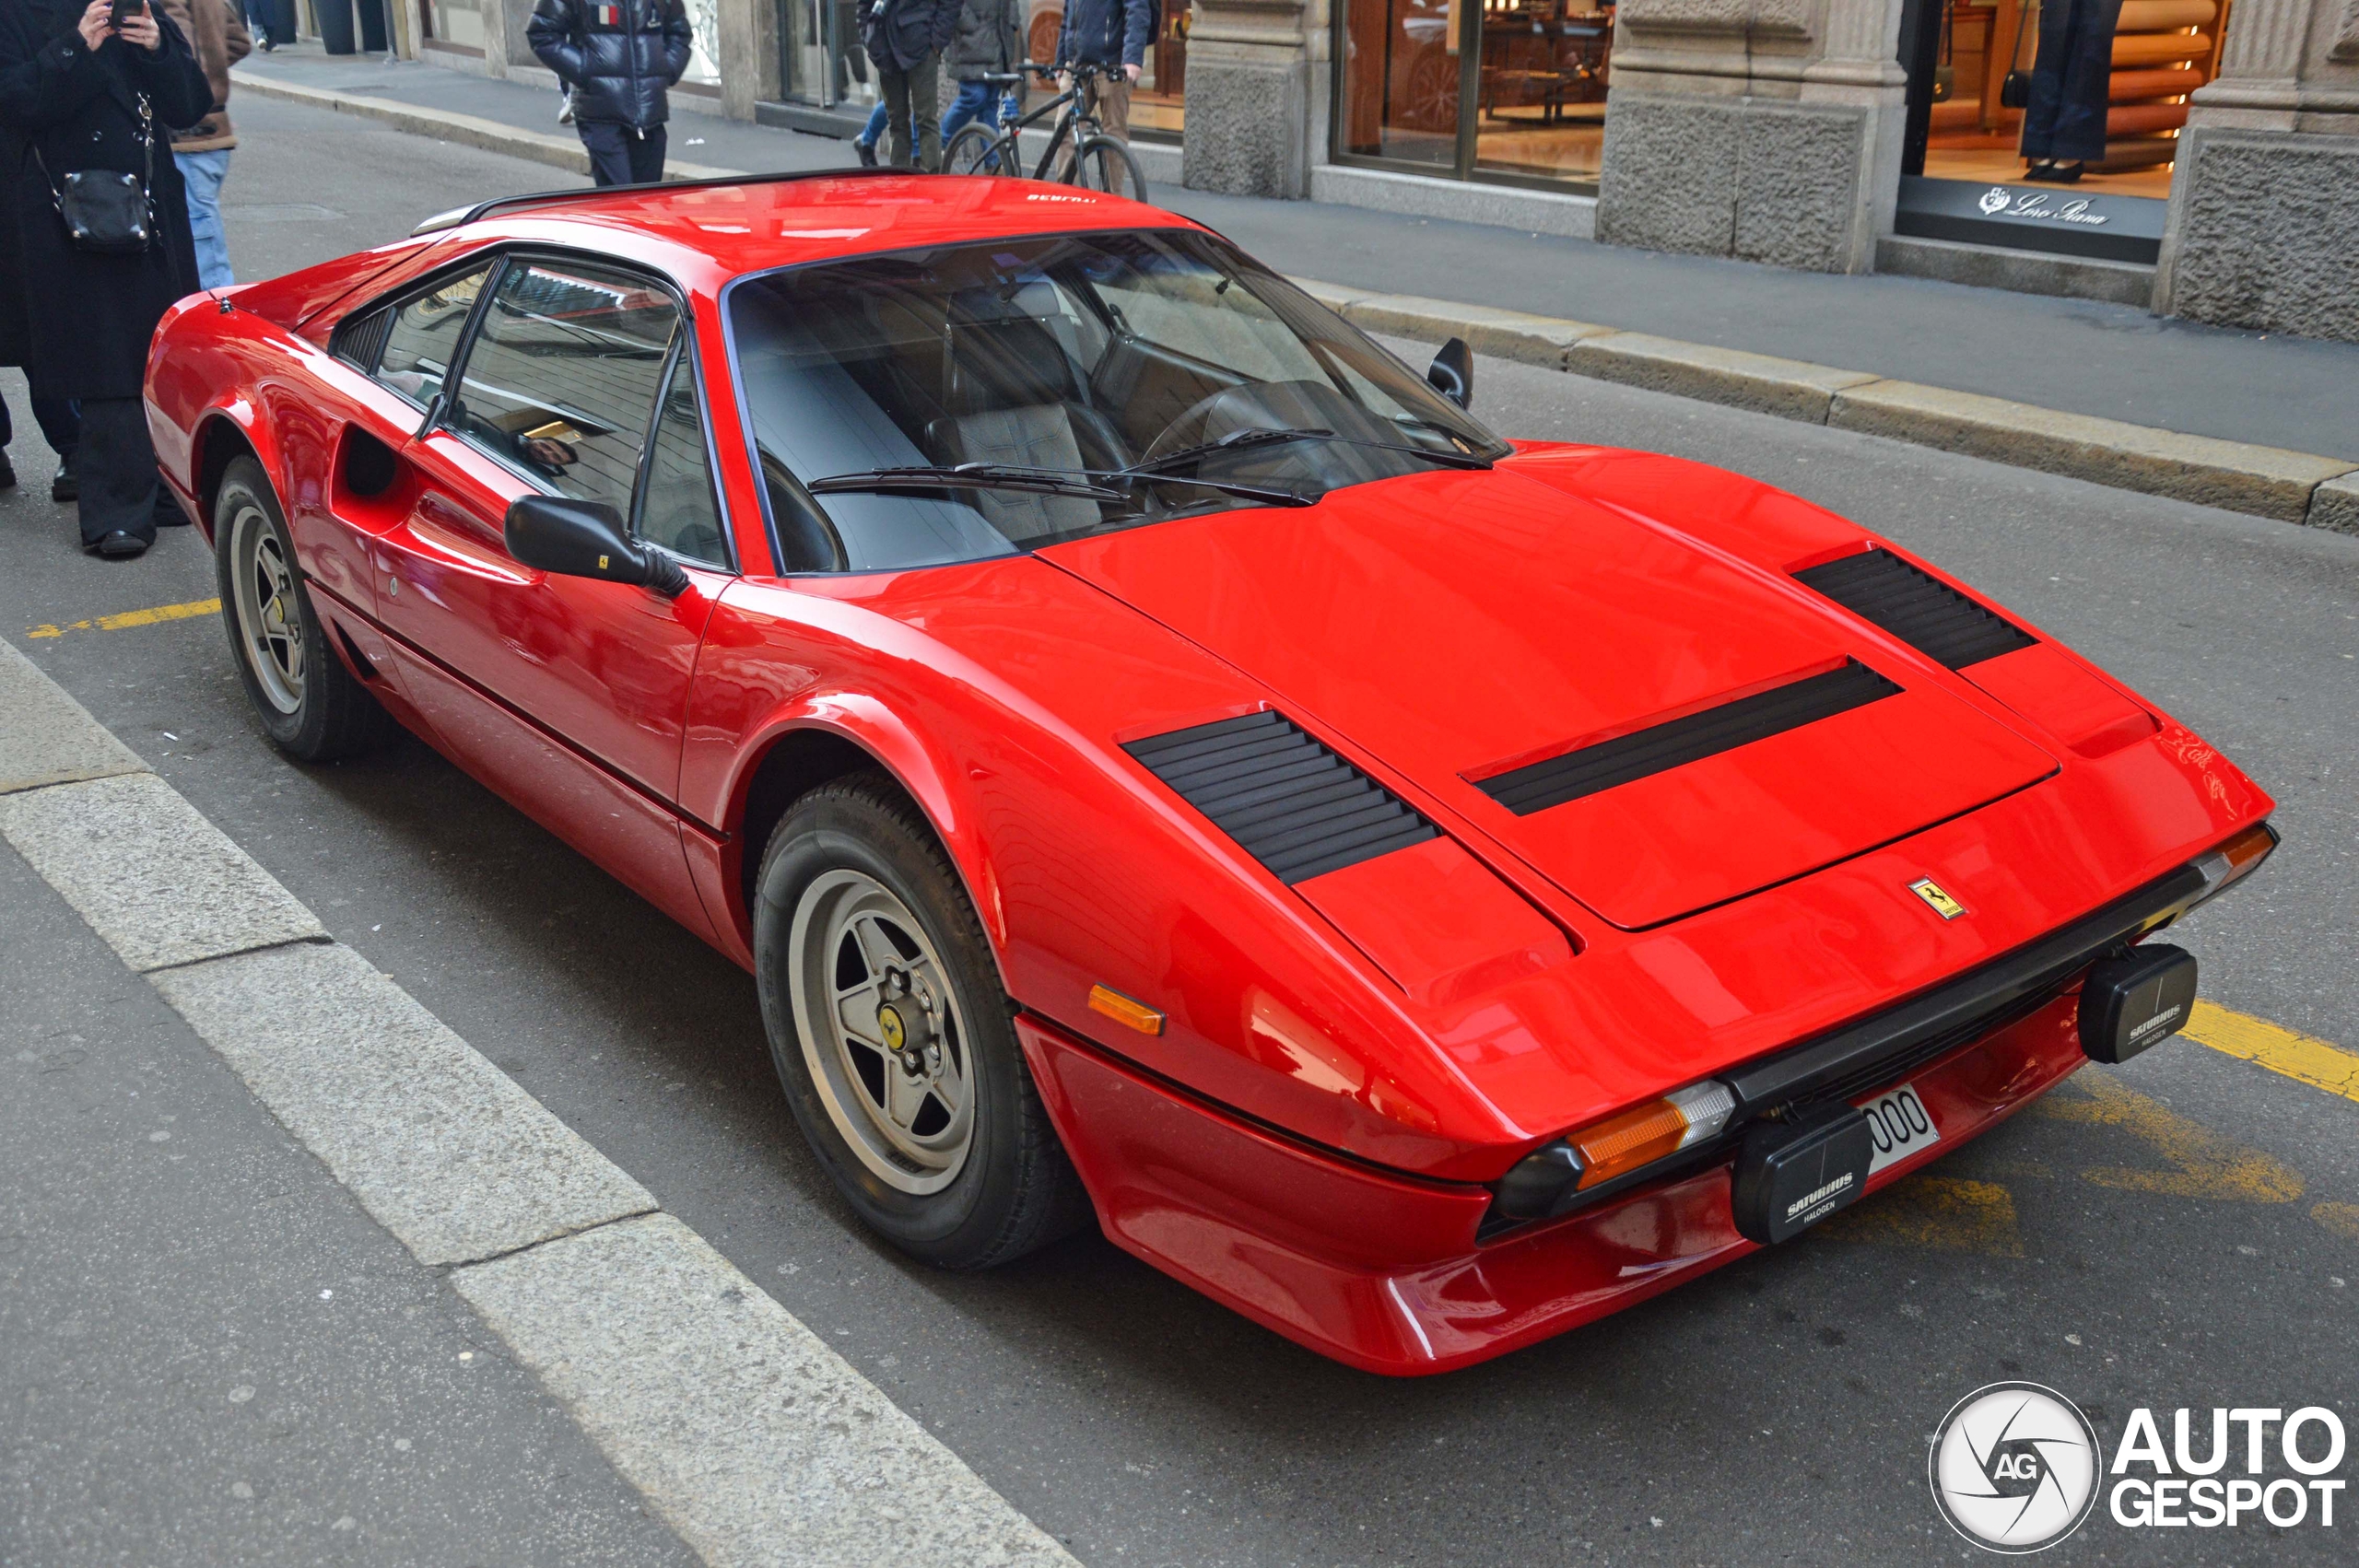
[0, 0, 209, 558]
[526, 0, 693, 188]
[863, 0, 958, 171]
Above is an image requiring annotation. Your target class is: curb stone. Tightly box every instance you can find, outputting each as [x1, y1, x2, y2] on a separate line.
[220, 73, 2359, 530]
[2307, 473, 2359, 535]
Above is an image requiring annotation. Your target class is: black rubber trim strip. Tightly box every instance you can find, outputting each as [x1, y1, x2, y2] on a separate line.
[1127, 709, 1438, 883]
[1719, 861, 2209, 1113]
[1794, 548, 2035, 670]
[1472, 660, 1901, 817]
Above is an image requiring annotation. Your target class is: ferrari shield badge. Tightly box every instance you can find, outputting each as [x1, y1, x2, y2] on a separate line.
[1908, 879, 1967, 920]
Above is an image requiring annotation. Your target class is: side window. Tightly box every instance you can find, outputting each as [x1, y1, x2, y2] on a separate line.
[372, 265, 495, 408]
[635, 351, 728, 567]
[444, 259, 679, 515]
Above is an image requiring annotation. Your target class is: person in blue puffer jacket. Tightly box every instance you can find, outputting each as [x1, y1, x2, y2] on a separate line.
[1054, 0, 1152, 146]
[527, 0, 693, 187]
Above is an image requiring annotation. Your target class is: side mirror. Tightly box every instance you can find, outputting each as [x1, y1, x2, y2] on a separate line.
[504, 494, 688, 598]
[1426, 337, 1473, 411]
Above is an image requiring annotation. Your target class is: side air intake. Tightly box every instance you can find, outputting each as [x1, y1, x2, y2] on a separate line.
[1125, 710, 1438, 884]
[1473, 660, 1902, 817]
[1793, 548, 2035, 670]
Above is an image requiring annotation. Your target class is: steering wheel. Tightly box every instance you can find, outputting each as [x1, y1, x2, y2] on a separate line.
[1140, 383, 1275, 465]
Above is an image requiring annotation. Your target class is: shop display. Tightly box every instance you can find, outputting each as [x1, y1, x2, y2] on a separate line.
[1913, 0, 2227, 197]
[1337, 0, 1615, 187]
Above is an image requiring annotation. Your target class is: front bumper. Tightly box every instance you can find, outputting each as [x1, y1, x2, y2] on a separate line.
[1020, 991, 2090, 1375]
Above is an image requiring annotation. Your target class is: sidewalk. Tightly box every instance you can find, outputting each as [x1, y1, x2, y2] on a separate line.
[235, 50, 2359, 465]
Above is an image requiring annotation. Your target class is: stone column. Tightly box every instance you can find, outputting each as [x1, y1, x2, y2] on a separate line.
[2153, 0, 2359, 342]
[720, 0, 773, 119]
[1596, 0, 1907, 273]
[1181, 0, 1316, 197]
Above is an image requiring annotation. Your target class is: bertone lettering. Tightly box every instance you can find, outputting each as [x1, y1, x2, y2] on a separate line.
[1784, 1171, 1855, 1220]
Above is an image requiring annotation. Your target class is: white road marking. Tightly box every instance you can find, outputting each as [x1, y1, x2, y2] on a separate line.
[0, 639, 1079, 1568]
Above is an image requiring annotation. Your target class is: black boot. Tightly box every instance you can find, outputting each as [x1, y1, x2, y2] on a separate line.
[52, 462, 76, 504]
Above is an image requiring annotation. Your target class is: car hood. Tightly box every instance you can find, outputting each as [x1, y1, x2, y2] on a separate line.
[1041, 461, 2059, 929]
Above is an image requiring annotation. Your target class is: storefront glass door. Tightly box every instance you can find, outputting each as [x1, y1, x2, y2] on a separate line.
[780, 0, 880, 111]
[1336, 0, 1614, 190]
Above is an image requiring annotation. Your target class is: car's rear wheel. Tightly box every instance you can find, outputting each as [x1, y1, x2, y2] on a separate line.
[215, 456, 394, 762]
[754, 773, 1091, 1269]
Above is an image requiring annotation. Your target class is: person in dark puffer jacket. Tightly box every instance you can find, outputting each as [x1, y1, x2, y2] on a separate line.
[527, 0, 692, 188]
[939, 0, 1020, 151]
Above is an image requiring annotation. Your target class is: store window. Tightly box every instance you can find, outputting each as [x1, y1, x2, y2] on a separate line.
[680, 0, 723, 89]
[779, 0, 881, 111]
[1336, 0, 1614, 189]
[419, 0, 491, 53]
[1020, 1, 1191, 137]
[1907, 0, 2228, 200]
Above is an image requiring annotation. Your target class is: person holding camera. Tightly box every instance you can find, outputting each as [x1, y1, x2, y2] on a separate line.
[0, 0, 210, 559]
[526, 0, 693, 189]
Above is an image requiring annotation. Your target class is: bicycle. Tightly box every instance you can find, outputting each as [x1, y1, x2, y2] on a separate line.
[941, 61, 1150, 205]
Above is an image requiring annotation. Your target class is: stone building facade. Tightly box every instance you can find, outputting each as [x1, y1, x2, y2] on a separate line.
[386, 0, 2355, 342]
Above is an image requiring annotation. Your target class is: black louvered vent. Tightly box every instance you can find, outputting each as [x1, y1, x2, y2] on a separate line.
[331, 307, 393, 372]
[1793, 548, 2035, 670]
[1473, 660, 1902, 817]
[1126, 710, 1438, 884]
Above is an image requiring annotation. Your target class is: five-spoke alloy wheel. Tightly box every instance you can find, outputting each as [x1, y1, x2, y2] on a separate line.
[755, 773, 1090, 1269]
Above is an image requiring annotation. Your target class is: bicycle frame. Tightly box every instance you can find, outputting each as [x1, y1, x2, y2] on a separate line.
[973, 63, 1116, 182]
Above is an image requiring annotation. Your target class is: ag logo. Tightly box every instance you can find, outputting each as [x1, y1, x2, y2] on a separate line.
[1931, 1383, 2102, 1552]
[1979, 186, 2013, 215]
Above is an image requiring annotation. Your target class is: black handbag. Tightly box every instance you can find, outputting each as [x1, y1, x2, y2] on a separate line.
[37, 93, 157, 256]
[1999, 1, 2039, 111]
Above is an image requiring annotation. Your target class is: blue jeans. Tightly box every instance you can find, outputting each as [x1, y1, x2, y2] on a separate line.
[851, 101, 888, 149]
[939, 79, 1009, 144]
[175, 148, 234, 290]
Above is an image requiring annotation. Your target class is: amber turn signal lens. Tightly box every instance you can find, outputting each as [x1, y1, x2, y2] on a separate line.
[1568, 1079, 1736, 1191]
[1088, 984, 1166, 1036]
[2190, 821, 2277, 906]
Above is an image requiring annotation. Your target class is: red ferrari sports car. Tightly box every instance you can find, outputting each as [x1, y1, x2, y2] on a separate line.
[147, 171, 2276, 1375]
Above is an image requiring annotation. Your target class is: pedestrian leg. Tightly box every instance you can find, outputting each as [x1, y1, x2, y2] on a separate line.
[74, 397, 162, 556]
[577, 122, 637, 187]
[880, 67, 915, 169]
[909, 53, 943, 171]
[941, 78, 992, 145]
[626, 124, 667, 184]
[175, 148, 235, 290]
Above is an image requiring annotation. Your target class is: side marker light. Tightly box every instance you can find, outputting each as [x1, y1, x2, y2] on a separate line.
[1088, 984, 1166, 1036]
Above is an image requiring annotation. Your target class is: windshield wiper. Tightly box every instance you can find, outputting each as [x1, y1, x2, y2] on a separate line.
[806, 462, 1126, 502]
[1129, 424, 1493, 476]
[1102, 471, 1313, 507]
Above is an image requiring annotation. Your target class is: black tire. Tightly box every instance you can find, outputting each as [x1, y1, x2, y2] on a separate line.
[753, 772, 1092, 1270]
[214, 455, 396, 762]
[943, 122, 1012, 177]
[1069, 134, 1148, 204]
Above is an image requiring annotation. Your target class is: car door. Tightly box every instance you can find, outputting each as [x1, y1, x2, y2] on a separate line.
[370, 252, 731, 939]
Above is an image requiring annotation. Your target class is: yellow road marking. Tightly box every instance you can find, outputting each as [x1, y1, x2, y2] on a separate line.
[1821, 1175, 2025, 1256]
[2183, 1001, 2359, 1105]
[27, 598, 221, 639]
[2034, 1071, 2306, 1203]
[2314, 1202, 2359, 1243]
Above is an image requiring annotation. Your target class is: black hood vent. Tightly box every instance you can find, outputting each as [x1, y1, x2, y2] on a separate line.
[1473, 660, 1902, 817]
[1794, 548, 2034, 670]
[1126, 710, 1437, 884]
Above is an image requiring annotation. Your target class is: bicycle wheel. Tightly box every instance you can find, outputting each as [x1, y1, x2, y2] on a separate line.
[1069, 135, 1149, 203]
[944, 123, 1013, 177]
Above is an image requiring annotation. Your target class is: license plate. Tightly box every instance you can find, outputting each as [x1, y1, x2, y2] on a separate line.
[1856, 1081, 1942, 1176]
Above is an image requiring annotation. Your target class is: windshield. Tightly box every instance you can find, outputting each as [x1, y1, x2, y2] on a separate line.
[723, 228, 1508, 572]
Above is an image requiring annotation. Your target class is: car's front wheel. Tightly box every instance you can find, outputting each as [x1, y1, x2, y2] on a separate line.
[215, 456, 393, 762]
[753, 773, 1091, 1269]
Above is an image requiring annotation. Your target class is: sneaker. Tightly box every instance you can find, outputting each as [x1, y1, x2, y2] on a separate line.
[51, 462, 76, 504]
[855, 139, 878, 169]
[558, 93, 575, 126]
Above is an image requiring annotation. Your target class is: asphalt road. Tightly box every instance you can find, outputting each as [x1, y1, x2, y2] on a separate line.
[5, 93, 2357, 1567]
